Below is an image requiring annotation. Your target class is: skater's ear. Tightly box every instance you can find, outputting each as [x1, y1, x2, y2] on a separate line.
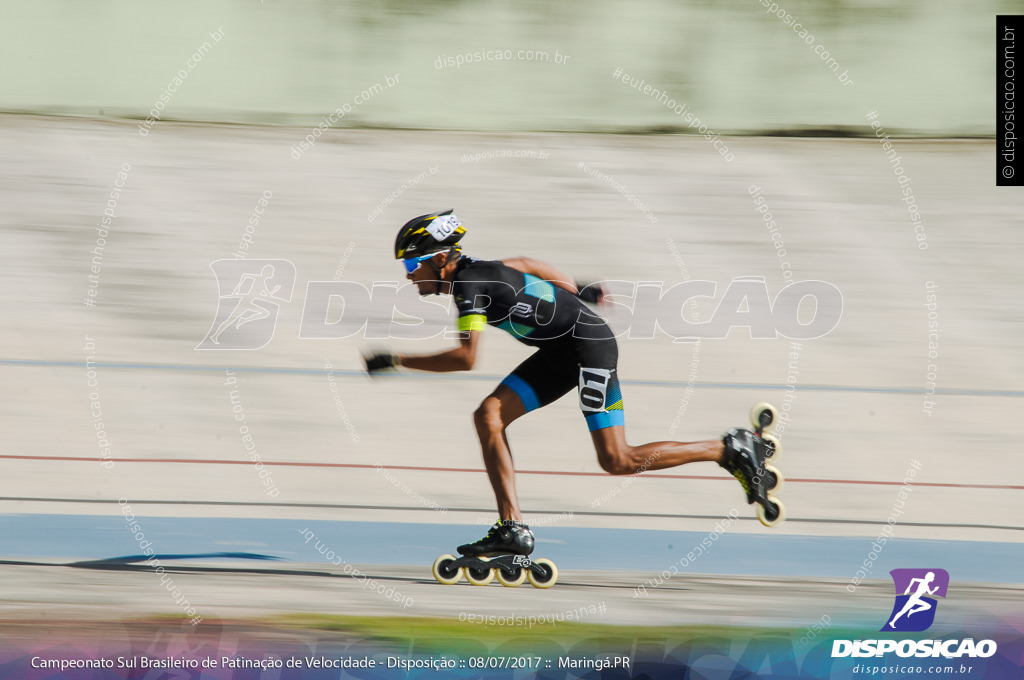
[437, 247, 461, 271]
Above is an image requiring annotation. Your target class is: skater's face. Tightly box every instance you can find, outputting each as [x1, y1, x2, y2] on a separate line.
[406, 253, 447, 296]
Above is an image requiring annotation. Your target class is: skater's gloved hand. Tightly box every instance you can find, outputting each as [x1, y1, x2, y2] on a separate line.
[363, 350, 400, 374]
[575, 281, 605, 305]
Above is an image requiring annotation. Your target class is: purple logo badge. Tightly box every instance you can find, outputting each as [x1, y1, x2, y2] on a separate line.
[881, 568, 949, 632]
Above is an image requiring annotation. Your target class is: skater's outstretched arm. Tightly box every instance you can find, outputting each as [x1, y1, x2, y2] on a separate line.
[398, 331, 480, 372]
[502, 257, 578, 295]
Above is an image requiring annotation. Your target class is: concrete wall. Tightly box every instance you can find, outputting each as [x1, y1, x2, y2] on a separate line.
[0, 0, 1002, 133]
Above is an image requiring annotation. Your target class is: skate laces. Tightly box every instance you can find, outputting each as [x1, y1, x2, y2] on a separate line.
[470, 520, 508, 545]
[496, 519, 528, 530]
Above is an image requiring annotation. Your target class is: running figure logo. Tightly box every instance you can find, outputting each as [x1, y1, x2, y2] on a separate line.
[196, 260, 296, 350]
[881, 568, 950, 632]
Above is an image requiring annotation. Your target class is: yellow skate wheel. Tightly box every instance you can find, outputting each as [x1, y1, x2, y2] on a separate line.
[464, 557, 495, 586]
[757, 496, 786, 528]
[762, 464, 784, 494]
[431, 554, 463, 585]
[761, 432, 782, 463]
[526, 558, 558, 589]
[495, 564, 528, 587]
[750, 402, 779, 433]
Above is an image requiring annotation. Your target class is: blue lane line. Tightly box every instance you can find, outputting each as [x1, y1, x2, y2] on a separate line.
[74, 552, 283, 565]
[3, 360, 1020, 398]
[1, 514, 1022, 583]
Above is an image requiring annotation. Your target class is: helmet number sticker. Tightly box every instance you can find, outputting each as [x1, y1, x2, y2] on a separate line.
[579, 367, 613, 412]
[426, 214, 461, 240]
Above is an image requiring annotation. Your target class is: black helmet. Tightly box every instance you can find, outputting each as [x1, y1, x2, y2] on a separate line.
[394, 209, 466, 260]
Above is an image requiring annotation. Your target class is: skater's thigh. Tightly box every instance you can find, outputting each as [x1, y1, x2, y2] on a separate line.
[497, 345, 578, 414]
[574, 334, 623, 432]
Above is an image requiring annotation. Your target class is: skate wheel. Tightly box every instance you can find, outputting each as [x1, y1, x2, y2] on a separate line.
[750, 402, 779, 434]
[464, 557, 495, 586]
[526, 558, 558, 589]
[762, 464, 784, 494]
[495, 565, 528, 588]
[761, 433, 781, 462]
[431, 554, 463, 585]
[757, 497, 786, 527]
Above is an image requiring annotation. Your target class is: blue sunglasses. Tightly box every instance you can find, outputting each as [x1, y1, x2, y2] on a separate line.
[402, 253, 436, 274]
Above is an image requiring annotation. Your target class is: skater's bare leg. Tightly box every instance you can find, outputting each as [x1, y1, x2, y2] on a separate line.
[473, 385, 528, 521]
[590, 426, 724, 475]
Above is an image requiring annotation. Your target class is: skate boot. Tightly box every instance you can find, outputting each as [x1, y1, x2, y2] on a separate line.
[457, 519, 535, 557]
[432, 520, 558, 589]
[720, 427, 786, 527]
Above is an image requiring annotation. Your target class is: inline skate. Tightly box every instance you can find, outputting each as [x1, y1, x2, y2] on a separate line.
[431, 519, 558, 588]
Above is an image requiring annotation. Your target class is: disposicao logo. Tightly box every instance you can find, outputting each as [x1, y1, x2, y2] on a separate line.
[882, 568, 948, 632]
[831, 569, 998, 659]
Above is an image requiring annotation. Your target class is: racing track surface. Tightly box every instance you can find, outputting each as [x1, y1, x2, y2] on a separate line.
[0, 116, 1021, 627]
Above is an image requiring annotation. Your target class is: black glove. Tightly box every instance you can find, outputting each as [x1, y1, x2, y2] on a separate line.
[575, 281, 605, 304]
[364, 351, 400, 374]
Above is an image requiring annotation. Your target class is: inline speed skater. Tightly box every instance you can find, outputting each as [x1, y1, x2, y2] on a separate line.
[363, 210, 784, 588]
